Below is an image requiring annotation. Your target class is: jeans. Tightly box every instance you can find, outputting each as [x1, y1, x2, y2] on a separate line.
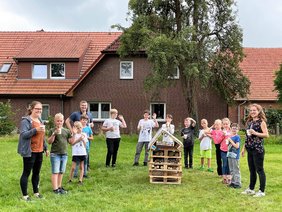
[215, 144, 222, 175]
[134, 142, 149, 163]
[20, 152, 43, 196]
[228, 158, 241, 186]
[106, 138, 120, 166]
[221, 151, 230, 175]
[247, 149, 266, 192]
[50, 153, 68, 174]
[184, 145, 194, 167]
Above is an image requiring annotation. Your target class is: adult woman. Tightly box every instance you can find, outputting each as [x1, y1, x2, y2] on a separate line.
[241, 104, 269, 197]
[18, 101, 49, 201]
[101, 109, 127, 167]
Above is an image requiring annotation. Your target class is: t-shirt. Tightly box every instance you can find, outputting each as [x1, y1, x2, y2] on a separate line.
[199, 129, 212, 150]
[181, 126, 195, 147]
[69, 111, 93, 124]
[210, 129, 225, 145]
[49, 128, 72, 154]
[82, 126, 93, 151]
[137, 119, 156, 142]
[103, 118, 122, 138]
[162, 124, 175, 145]
[31, 121, 44, 152]
[220, 129, 231, 152]
[72, 133, 87, 156]
[228, 134, 240, 160]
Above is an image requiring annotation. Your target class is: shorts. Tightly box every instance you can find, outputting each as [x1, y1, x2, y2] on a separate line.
[50, 153, 68, 174]
[72, 155, 86, 162]
[200, 149, 212, 159]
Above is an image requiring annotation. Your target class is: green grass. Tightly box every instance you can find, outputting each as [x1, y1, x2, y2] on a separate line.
[0, 134, 281, 211]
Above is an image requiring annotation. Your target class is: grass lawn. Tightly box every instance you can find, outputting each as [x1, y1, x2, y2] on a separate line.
[0, 134, 281, 211]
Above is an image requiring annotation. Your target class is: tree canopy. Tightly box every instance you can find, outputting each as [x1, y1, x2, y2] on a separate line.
[274, 64, 282, 103]
[115, 0, 250, 118]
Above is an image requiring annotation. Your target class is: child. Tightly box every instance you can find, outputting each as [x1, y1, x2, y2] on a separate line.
[133, 110, 159, 166]
[221, 118, 231, 184]
[198, 119, 213, 172]
[101, 108, 127, 167]
[48, 113, 72, 194]
[81, 115, 93, 176]
[227, 123, 241, 188]
[181, 117, 196, 169]
[161, 114, 175, 145]
[210, 119, 224, 176]
[68, 121, 88, 185]
[73, 115, 93, 178]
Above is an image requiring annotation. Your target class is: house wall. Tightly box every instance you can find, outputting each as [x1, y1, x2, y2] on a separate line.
[68, 55, 228, 133]
[0, 97, 63, 129]
[17, 61, 80, 79]
[228, 101, 281, 128]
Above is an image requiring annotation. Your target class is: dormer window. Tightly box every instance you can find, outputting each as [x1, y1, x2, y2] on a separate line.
[51, 63, 65, 79]
[0, 63, 12, 73]
[32, 64, 47, 79]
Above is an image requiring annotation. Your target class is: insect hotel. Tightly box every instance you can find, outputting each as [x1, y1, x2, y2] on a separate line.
[148, 128, 183, 184]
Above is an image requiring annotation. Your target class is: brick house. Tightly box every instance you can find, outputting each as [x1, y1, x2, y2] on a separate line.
[2, 31, 279, 133]
[228, 48, 282, 126]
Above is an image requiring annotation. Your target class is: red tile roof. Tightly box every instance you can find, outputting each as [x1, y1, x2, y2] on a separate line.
[239, 48, 282, 101]
[0, 31, 121, 95]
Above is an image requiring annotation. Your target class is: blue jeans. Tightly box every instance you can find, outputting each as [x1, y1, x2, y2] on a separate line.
[50, 153, 68, 174]
[221, 151, 230, 175]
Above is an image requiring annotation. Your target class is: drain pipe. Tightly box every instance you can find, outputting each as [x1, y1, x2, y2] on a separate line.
[60, 94, 64, 114]
[238, 100, 246, 127]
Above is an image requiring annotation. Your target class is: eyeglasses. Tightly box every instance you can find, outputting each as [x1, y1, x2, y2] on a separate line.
[34, 108, 42, 111]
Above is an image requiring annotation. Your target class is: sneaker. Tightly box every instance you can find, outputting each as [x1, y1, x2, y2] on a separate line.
[207, 168, 214, 172]
[68, 180, 72, 183]
[228, 183, 235, 188]
[78, 181, 83, 185]
[241, 188, 256, 195]
[34, 193, 43, 199]
[233, 184, 242, 189]
[253, 190, 265, 197]
[83, 175, 88, 178]
[143, 162, 147, 166]
[22, 195, 31, 201]
[53, 189, 61, 194]
[112, 164, 116, 168]
[106, 165, 110, 168]
[189, 166, 193, 169]
[133, 162, 139, 166]
[59, 187, 68, 194]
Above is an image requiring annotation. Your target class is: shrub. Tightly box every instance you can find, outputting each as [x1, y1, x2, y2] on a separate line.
[0, 101, 16, 135]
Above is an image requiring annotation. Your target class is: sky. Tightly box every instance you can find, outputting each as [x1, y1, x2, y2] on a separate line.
[0, 0, 282, 48]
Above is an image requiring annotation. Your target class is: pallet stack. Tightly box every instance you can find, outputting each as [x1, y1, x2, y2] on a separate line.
[148, 129, 183, 184]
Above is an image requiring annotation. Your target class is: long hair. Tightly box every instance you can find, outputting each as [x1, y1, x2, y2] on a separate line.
[26, 101, 42, 115]
[245, 103, 267, 124]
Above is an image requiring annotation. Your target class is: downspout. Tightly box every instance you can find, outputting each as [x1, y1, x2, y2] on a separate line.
[60, 94, 64, 114]
[238, 101, 246, 127]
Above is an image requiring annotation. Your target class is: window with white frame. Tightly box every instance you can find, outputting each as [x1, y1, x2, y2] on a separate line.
[0, 63, 12, 73]
[168, 66, 180, 79]
[120, 61, 133, 79]
[32, 64, 47, 79]
[50, 63, 65, 79]
[89, 102, 111, 120]
[41, 104, 49, 121]
[150, 103, 166, 120]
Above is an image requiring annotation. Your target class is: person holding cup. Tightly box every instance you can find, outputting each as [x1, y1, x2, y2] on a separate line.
[101, 108, 127, 167]
[48, 113, 72, 194]
[181, 117, 196, 169]
[241, 103, 269, 197]
[18, 101, 49, 201]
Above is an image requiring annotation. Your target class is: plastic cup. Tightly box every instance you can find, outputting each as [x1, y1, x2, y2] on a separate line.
[184, 134, 188, 139]
[40, 124, 45, 131]
[57, 128, 62, 134]
[246, 129, 251, 136]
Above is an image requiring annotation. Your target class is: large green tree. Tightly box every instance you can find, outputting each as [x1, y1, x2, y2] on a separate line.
[274, 64, 282, 102]
[115, 0, 250, 119]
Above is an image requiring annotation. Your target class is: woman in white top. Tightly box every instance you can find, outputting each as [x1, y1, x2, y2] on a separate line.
[101, 109, 127, 167]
